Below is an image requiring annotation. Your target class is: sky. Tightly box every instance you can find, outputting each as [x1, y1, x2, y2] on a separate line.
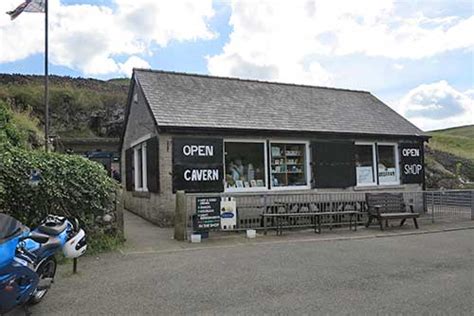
[0, 0, 473, 132]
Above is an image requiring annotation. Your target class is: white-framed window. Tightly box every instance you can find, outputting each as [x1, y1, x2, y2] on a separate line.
[224, 140, 268, 192]
[377, 143, 400, 185]
[133, 142, 148, 191]
[355, 142, 377, 186]
[355, 142, 400, 187]
[270, 141, 310, 189]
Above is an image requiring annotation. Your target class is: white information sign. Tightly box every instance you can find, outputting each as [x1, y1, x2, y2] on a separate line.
[356, 166, 374, 184]
[378, 167, 397, 183]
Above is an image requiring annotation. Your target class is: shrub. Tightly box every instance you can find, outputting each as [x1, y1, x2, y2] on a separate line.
[0, 97, 122, 254]
[0, 144, 121, 252]
[12, 109, 44, 148]
[0, 100, 24, 147]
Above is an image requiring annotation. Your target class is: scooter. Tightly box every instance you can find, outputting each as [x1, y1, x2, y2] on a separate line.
[0, 213, 87, 315]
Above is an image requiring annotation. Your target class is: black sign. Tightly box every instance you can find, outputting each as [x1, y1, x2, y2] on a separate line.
[173, 138, 223, 164]
[173, 165, 224, 193]
[399, 143, 424, 184]
[173, 137, 224, 193]
[193, 197, 221, 231]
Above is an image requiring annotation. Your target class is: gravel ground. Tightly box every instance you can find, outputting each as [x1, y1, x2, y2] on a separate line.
[9, 229, 471, 315]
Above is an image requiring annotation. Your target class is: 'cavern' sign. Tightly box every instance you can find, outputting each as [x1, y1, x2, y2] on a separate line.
[399, 143, 424, 184]
[172, 137, 224, 193]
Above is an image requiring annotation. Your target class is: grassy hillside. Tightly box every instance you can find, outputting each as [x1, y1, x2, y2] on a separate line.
[428, 125, 474, 160]
[0, 74, 129, 139]
[426, 125, 474, 189]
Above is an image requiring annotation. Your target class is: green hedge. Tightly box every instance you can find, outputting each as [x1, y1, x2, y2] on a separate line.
[0, 145, 116, 222]
[0, 145, 121, 251]
[0, 100, 122, 253]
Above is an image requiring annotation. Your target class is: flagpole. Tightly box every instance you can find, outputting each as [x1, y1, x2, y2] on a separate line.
[44, 0, 49, 152]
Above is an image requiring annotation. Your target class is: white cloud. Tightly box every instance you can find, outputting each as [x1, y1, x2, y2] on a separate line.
[0, 0, 215, 75]
[393, 63, 404, 71]
[208, 0, 474, 85]
[118, 56, 151, 77]
[397, 81, 474, 131]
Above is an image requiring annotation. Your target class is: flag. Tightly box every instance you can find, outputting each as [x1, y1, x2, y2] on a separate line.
[6, 0, 45, 20]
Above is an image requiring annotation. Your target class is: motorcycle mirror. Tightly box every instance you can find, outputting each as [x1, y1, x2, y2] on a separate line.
[72, 218, 80, 232]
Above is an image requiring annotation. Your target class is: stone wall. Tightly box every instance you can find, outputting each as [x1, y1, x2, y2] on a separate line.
[121, 83, 175, 226]
[122, 134, 176, 226]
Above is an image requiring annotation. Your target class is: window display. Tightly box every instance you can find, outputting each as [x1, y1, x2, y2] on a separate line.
[225, 142, 266, 190]
[355, 144, 375, 185]
[355, 143, 399, 186]
[377, 144, 398, 183]
[270, 143, 307, 187]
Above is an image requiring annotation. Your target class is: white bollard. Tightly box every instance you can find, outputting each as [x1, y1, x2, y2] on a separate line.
[246, 229, 256, 239]
[190, 234, 202, 243]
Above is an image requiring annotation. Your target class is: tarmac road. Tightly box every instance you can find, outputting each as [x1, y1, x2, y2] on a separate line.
[17, 229, 474, 315]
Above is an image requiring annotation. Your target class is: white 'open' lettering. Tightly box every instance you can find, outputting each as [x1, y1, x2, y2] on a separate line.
[402, 148, 420, 157]
[182, 145, 214, 157]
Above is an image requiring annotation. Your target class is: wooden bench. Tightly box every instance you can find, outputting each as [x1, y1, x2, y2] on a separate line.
[365, 193, 420, 231]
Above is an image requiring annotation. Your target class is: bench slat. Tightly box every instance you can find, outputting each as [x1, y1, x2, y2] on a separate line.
[379, 213, 419, 219]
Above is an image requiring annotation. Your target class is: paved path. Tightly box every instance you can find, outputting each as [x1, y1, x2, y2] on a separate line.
[23, 227, 473, 315]
[122, 210, 175, 252]
[121, 210, 474, 254]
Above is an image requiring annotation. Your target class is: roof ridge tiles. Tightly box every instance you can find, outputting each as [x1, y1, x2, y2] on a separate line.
[133, 68, 371, 94]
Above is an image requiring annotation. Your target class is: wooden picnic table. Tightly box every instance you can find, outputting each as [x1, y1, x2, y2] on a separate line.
[261, 207, 363, 236]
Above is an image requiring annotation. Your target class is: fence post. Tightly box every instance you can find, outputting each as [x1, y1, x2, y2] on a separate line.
[263, 194, 267, 227]
[115, 188, 125, 235]
[431, 191, 435, 224]
[471, 190, 474, 221]
[73, 258, 77, 274]
[174, 190, 187, 241]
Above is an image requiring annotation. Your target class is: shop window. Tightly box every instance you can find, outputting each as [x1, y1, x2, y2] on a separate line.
[355, 143, 399, 186]
[377, 144, 399, 184]
[133, 142, 147, 191]
[270, 143, 308, 188]
[355, 144, 376, 186]
[224, 141, 266, 190]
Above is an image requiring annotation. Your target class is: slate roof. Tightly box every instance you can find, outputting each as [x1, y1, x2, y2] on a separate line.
[133, 69, 425, 137]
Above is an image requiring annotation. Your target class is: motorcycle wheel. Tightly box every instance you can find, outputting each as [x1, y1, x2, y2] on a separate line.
[28, 256, 57, 305]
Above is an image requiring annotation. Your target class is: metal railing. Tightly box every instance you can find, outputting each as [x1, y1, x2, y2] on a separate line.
[185, 189, 474, 233]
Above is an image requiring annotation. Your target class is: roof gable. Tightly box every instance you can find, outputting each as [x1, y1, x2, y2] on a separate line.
[134, 69, 425, 137]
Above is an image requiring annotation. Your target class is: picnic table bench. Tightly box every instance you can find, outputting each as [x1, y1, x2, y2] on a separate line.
[261, 201, 363, 235]
[365, 193, 420, 230]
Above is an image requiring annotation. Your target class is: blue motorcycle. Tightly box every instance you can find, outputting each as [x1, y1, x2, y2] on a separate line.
[0, 213, 87, 315]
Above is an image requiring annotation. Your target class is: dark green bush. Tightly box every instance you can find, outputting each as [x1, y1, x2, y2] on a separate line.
[0, 145, 121, 251]
[0, 100, 122, 253]
[0, 99, 24, 147]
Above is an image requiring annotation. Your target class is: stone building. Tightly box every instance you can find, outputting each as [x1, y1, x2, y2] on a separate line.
[120, 69, 428, 226]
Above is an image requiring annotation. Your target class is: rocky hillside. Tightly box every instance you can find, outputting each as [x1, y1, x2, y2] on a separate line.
[0, 74, 129, 139]
[425, 125, 474, 189]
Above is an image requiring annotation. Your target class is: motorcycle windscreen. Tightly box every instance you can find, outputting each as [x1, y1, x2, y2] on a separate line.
[0, 214, 26, 269]
[0, 214, 25, 241]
